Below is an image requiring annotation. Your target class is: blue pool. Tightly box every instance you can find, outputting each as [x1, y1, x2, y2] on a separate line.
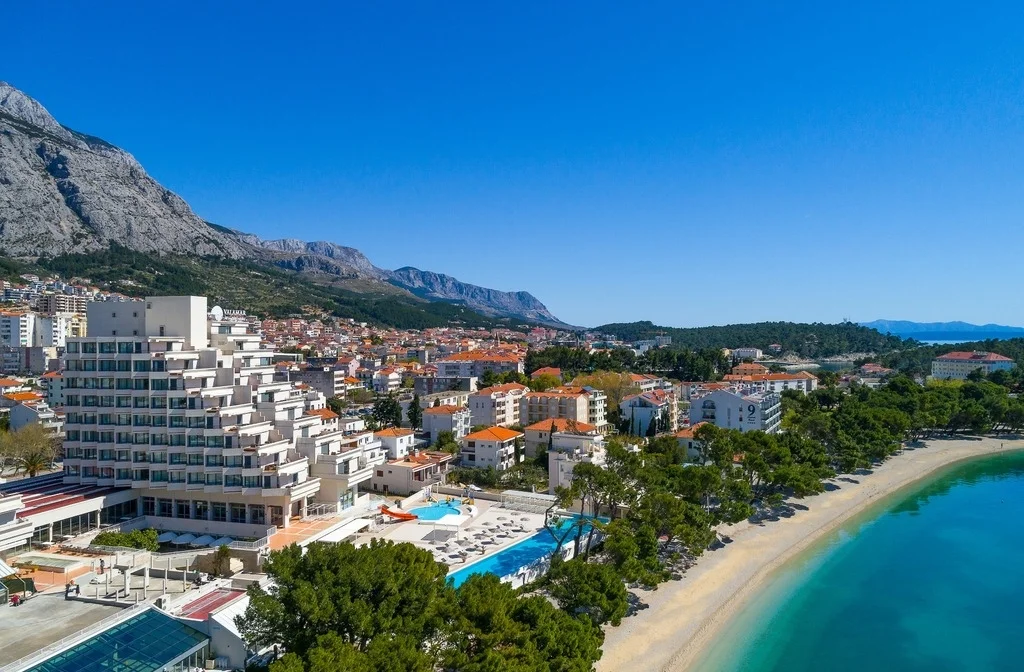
[409, 501, 462, 521]
[447, 518, 595, 587]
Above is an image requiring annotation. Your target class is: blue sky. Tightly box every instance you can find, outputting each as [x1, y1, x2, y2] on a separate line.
[4, 2, 1024, 328]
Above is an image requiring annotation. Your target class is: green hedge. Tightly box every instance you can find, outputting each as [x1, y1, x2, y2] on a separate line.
[92, 528, 160, 551]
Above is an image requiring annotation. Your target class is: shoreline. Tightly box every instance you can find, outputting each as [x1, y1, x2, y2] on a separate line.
[596, 436, 1024, 672]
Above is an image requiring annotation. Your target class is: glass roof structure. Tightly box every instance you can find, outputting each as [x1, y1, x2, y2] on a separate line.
[26, 607, 208, 672]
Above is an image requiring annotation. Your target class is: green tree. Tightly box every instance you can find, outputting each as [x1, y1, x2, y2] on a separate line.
[531, 373, 562, 392]
[372, 395, 403, 428]
[548, 557, 629, 627]
[236, 540, 451, 661]
[407, 394, 423, 429]
[432, 430, 459, 453]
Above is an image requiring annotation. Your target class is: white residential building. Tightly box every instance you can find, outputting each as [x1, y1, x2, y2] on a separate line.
[620, 388, 679, 435]
[689, 388, 782, 434]
[548, 438, 606, 495]
[0, 312, 34, 348]
[369, 451, 456, 496]
[422, 405, 472, 442]
[723, 371, 819, 394]
[931, 351, 1016, 380]
[523, 418, 599, 458]
[732, 347, 764, 360]
[460, 426, 523, 471]
[468, 383, 527, 427]
[375, 428, 417, 459]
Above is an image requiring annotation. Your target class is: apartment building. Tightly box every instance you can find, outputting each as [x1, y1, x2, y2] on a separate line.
[524, 418, 598, 458]
[369, 450, 455, 496]
[520, 389, 589, 426]
[60, 295, 380, 538]
[689, 388, 781, 434]
[731, 347, 764, 360]
[422, 405, 472, 442]
[414, 375, 477, 396]
[460, 426, 523, 471]
[375, 427, 417, 459]
[36, 292, 89, 314]
[468, 383, 527, 427]
[0, 311, 34, 348]
[554, 386, 608, 432]
[620, 388, 679, 435]
[435, 351, 524, 378]
[287, 365, 351, 399]
[548, 437, 606, 495]
[722, 371, 819, 394]
[931, 351, 1016, 380]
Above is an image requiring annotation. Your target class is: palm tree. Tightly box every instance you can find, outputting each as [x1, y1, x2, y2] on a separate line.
[19, 450, 51, 478]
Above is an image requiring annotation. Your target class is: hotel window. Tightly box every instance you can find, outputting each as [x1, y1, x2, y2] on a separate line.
[211, 502, 227, 522]
[206, 473, 223, 486]
[142, 497, 155, 515]
[151, 470, 169, 483]
[225, 474, 243, 487]
[157, 498, 173, 516]
[187, 453, 204, 465]
[115, 468, 131, 480]
[195, 500, 209, 518]
[230, 503, 246, 523]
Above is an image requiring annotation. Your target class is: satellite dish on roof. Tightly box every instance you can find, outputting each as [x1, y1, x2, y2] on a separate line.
[210, 305, 224, 321]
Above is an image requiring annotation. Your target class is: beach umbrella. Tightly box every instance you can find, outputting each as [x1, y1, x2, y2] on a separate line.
[191, 535, 216, 547]
[497, 516, 508, 521]
[520, 517, 530, 522]
[156, 532, 177, 543]
[172, 533, 196, 545]
[456, 539, 471, 546]
[210, 537, 234, 547]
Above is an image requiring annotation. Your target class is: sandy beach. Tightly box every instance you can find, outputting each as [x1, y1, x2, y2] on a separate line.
[597, 436, 1024, 672]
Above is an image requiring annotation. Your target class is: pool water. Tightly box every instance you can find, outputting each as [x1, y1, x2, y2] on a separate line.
[447, 518, 595, 587]
[408, 501, 462, 521]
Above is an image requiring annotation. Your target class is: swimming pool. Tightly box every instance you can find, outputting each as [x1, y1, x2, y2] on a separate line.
[408, 501, 462, 521]
[447, 518, 595, 587]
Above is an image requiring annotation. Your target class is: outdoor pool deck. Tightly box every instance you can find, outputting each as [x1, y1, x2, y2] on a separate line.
[351, 499, 550, 575]
[0, 592, 122, 665]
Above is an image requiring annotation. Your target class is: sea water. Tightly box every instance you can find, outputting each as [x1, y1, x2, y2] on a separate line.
[695, 450, 1024, 671]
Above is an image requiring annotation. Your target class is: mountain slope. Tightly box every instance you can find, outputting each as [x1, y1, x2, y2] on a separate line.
[0, 81, 563, 325]
[388, 267, 564, 325]
[0, 82, 249, 258]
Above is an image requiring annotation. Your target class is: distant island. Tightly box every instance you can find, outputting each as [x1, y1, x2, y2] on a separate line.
[860, 320, 1024, 342]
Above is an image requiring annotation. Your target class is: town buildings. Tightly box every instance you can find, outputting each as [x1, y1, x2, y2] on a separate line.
[931, 351, 1016, 380]
[435, 351, 524, 378]
[722, 370, 819, 394]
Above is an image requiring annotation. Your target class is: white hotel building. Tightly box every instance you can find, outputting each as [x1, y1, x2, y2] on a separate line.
[60, 296, 384, 539]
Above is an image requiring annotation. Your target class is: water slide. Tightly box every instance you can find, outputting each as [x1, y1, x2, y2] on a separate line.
[380, 506, 417, 521]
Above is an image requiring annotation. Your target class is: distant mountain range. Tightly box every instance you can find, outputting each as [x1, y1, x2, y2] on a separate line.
[0, 81, 565, 326]
[860, 320, 1024, 341]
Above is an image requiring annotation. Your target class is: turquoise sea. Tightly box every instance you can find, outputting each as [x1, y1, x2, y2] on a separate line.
[695, 450, 1024, 671]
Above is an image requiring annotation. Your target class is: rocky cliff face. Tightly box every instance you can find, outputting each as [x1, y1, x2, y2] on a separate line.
[0, 82, 250, 258]
[0, 82, 565, 325]
[388, 267, 564, 325]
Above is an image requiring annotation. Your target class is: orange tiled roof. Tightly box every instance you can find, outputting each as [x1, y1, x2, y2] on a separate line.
[675, 422, 707, 439]
[424, 404, 466, 415]
[463, 426, 523, 442]
[3, 391, 42, 402]
[376, 428, 415, 437]
[524, 418, 597, 433]
[305, 408, 339, 420]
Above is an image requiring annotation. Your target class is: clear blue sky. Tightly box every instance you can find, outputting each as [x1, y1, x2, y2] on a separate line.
[4, 2, 1024, 328]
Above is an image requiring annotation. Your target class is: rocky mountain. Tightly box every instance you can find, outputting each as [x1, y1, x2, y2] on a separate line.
[0, 82, 249, 258]
[0, 81, 565, 325]
[388, 267, 564, 324]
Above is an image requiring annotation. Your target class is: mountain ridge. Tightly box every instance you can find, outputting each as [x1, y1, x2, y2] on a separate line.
[0, 81, 565, 326]
[860, 320, 1024, 338]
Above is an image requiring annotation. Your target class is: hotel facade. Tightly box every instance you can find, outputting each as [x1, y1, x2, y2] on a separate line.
[59, 296, 382, 539]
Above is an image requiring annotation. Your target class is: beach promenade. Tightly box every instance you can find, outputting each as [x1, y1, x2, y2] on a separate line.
[597, 436, 1024, 672]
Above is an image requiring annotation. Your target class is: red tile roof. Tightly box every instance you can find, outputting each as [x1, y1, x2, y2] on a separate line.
[936, 351, 1013, 362]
